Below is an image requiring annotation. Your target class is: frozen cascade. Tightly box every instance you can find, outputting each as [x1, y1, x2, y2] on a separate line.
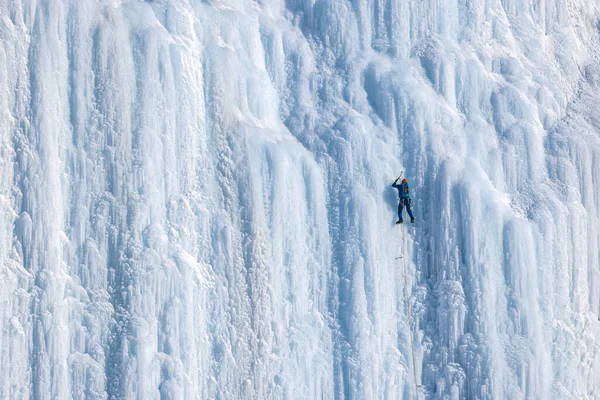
[1, 0, 600, 398]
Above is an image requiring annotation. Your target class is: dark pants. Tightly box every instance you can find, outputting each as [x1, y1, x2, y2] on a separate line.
[398, 198, 414, 221]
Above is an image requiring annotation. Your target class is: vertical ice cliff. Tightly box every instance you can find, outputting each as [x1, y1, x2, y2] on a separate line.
[1, 0, 600, 398]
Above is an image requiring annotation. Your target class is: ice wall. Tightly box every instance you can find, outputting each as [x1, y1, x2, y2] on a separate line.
[1, 0, 600, 399]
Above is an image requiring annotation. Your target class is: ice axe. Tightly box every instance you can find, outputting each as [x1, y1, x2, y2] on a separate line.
[394, 171, 403, 183]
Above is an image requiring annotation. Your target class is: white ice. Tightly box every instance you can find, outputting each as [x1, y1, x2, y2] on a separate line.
[1, 0, 600, 399]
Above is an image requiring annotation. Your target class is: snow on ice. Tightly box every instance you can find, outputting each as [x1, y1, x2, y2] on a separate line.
[1, 0, 600, 398]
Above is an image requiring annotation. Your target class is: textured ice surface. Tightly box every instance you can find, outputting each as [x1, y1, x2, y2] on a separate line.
[1, 0, 600, 398]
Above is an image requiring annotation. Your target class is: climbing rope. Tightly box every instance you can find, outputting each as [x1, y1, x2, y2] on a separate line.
[402, 225, 420, 399]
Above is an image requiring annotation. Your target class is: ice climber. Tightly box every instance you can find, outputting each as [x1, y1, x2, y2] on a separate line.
[392, 177, 415, 224]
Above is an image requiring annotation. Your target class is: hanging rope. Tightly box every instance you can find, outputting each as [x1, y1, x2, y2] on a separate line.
[402, 225, 420, 399]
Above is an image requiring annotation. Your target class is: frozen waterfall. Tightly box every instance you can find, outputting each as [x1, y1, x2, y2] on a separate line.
[1, 0, 600, 398]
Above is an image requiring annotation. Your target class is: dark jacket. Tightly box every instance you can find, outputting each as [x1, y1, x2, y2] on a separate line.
[392, 181, 410, 199]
